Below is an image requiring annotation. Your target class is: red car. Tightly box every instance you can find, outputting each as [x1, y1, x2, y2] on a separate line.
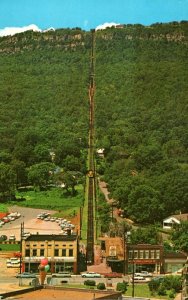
[104, 272, 123, 278]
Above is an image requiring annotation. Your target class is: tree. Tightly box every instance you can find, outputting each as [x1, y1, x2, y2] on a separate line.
[0, 163, 16, 200]
[127, 185, 163, 223]
[130, 226, 159, 244]
[171, 221, 188, 254]
[28, 162, 55, 190]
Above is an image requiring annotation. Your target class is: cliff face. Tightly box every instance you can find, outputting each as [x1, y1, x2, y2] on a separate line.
[0, 21, 187, 54]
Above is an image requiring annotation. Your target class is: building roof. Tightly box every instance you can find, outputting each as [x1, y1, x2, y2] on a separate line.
[164, 251, 187, 259]
[25, 234, 77, 242]
[172, 213, 188, 221]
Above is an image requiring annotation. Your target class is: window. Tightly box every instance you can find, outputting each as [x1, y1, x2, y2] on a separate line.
[151, 250, 155, 259]
[32, 249, 37, 256]
[133, 250, 138, 259]
[40, 249, 44, 256]
[54, 249, 59, 256]
[128, 251, 133, 259]
[139, 250, 144, 259]
[156, 250, 160, 259]
[62, 249, 66, 256]
[145, 250, 149, 259]
[69, 249, 73, 257]
[25, 249, 30, 256]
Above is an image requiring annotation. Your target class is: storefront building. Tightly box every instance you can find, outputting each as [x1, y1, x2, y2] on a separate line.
[21, 234, 78, 274]
[126, 244, 164, 274]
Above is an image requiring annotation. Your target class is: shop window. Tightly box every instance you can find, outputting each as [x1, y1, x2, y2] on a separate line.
[32, 249, 37, 256]
[69, 249, 73, 257]
[54, 249, 59, 256]
[25, 249, 30, 256]
[40, 249, 44, 256]
[62, 249, 66, 256]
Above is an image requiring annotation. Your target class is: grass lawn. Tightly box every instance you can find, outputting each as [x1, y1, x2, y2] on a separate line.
[126, 283, 170, 299]
[0, 204, 8, 213]
[0, 244, 20, 251]
[13, 186, 84, 217]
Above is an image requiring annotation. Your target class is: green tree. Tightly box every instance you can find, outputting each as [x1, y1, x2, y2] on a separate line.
[127, 185, 163, 223]
[28, 162, 55, 190]
[171, 221, 188, 253]
[0, 163, 16, 200]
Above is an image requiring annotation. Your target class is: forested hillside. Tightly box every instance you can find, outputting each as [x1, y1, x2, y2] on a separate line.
[0, 22, 187, 223]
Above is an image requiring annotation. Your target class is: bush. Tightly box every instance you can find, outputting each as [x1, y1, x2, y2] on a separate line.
[116, 281, 128, 293]
[84, 280, 96, 286]
[97, 282, 106, 290]
[158, 284, 167, 296]
[168, 289, 175, 300]
[163, 275, 182, 292]
[148, 279, 161, 292]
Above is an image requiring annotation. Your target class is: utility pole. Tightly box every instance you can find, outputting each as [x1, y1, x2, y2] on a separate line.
[132, 248, 135, 298]
[19, 222, 24, 274]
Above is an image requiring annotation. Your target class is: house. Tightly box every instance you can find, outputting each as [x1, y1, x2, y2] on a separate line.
[163, 251, 187, 274]
[21, 233, 78, 274]
[96, 148, 105, 158]
[163, 213, 188, 229]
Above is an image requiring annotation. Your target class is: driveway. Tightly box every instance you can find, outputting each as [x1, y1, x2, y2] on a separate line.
[0, 206, 60, 241]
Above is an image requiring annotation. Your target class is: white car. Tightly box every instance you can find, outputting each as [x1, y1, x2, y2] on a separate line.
[81, 272, 101, 278]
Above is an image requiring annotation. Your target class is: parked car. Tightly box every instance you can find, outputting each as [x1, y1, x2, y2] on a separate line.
[132, 276, 146, 281]
[7, 257, 20, 264]
[135, 271, 153, 277]
[16, 272, 36, 278]
[104, 272, 122, 278]
[81, 272, 101, 278]
[9, 235, 16, 241]
[52, 272, 71, 278]
[0, 234, 7, 241]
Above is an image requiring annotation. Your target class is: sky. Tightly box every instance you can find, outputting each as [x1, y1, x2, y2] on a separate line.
[0, 0, 188, 36]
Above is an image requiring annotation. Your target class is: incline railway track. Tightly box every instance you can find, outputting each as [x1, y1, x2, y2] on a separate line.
[86, 29, 96, 265]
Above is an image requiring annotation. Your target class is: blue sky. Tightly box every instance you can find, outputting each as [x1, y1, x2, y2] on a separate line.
[0, 0, 188, 31]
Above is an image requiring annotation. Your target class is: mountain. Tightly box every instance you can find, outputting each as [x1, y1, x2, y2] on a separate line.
[0, 22, 187, 223]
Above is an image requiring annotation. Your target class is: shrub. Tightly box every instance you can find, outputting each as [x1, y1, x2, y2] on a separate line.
[148, 279, 161, 292]
[84, 280, 96, 286]
[163, 275, 182, 292]
[97, 282, 106, 290]
[158, 284, 167, 296]
[168, 289, 175, 300]
[116, 281, 128, 293]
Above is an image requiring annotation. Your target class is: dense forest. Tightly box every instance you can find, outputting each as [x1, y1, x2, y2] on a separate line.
[0, 22, 187, 224]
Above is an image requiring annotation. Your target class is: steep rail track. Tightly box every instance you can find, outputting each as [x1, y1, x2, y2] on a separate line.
[86, 30, 96, 265]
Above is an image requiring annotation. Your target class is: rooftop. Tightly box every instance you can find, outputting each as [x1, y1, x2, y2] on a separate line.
[25, 234, 77, 242]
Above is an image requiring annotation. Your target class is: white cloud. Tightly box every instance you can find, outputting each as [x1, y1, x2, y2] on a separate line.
[0, 24, 42, 37]
[96, 22, 120, 31]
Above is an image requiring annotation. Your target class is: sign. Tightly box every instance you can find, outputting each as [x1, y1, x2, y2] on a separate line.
[129, 259, 159, 264]
[109, 246, 116, 257]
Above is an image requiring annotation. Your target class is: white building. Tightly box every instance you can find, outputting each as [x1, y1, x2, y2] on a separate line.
[163, 213, 188, 229]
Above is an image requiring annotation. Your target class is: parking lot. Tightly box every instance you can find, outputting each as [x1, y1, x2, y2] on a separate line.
[0, 206, 64, 241]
